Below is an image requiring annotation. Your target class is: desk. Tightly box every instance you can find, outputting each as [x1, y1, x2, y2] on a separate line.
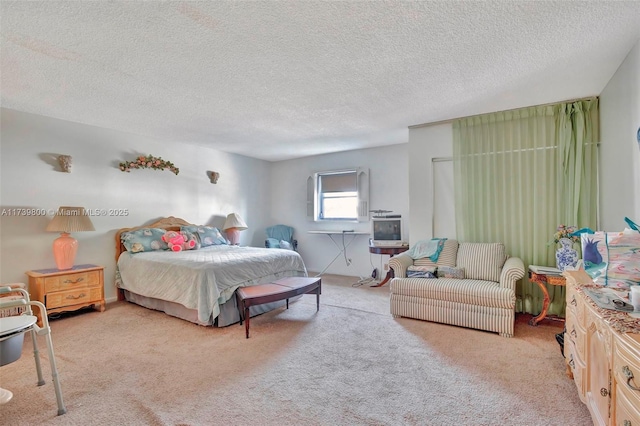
[308, 231, 369, 276]
[528, 268, 566, 326]
[369, 244, 409, 287]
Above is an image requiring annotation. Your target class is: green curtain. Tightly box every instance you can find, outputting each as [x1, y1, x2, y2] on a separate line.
[452, 99, 599, 316]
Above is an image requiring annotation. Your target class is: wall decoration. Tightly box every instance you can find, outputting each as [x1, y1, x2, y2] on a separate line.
[58, 155, 72, 173]
[119, 155, 179, 175]
[207, 171, 220, 184]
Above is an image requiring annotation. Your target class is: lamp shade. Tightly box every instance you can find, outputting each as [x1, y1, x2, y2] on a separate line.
[46, 207, 95, 270]
[223, 213, 248, 231]
[223, 213, 247, 245]
[46, 207, 95, 233]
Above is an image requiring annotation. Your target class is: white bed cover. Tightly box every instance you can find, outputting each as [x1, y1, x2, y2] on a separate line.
[117, 245, 307, 323]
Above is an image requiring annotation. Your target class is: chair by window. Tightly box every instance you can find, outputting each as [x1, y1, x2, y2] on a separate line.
[265, 225, 297, 251]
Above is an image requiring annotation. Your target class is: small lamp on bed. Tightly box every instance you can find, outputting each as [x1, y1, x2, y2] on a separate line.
[45, 206, 95, 270]
[223, 213, 248, 245]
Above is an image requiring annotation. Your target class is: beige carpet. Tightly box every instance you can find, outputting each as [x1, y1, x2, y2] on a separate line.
[1, 274, 590, 425]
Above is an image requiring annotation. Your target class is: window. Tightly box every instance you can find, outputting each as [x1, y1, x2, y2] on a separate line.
[307, 168, 369, 222]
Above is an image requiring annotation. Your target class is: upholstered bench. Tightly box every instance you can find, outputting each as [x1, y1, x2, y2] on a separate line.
[236, 277, 321, 338]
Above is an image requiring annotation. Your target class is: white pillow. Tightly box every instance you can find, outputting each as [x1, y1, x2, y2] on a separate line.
[279, 240, 293, 250]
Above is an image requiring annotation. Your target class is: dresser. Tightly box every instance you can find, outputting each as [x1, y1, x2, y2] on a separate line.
[564, 269, 640, 426]
[26, 264, 105, 326]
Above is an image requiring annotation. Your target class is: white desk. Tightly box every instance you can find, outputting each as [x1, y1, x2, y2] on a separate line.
[308, 231, 369, 276]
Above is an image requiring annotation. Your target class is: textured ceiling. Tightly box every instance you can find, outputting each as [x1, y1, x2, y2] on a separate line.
[2, 1, 639, 162]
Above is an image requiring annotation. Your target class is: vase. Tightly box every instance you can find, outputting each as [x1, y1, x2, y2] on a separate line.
[556, 238, 579, 271]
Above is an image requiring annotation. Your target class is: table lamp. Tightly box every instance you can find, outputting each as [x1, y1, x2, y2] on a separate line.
[223, 213, 248, 245]
[45, 206, 95, 270]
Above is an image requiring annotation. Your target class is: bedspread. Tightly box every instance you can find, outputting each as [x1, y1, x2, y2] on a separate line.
[116, 245, 307, 324]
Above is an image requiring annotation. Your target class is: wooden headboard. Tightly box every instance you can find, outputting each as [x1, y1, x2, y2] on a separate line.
[114, 216, 195, 262]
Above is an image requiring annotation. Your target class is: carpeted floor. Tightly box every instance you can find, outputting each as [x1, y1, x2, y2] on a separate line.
[0, 274, 590, 425]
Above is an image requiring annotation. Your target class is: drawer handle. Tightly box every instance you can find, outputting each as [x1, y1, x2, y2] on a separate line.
[568, 354, 575, 370]
[66, 293, 86, 300]
[63, 277, 84, 284]
[622, 365, 640, 391]
[623, 420, 631, 426]
[570, 296, 577, 306]
[570, 327, 577, 338]
[600, 387, 608, 397]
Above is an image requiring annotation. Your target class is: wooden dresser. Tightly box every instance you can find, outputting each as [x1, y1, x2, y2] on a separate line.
[564, 269, 640, 426]
[26, 264, 105, 326]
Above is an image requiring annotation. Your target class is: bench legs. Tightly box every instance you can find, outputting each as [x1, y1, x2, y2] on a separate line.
[245, 307, 250, 339]
[236, 278, 321, 339]
[236, 292, 251, 339]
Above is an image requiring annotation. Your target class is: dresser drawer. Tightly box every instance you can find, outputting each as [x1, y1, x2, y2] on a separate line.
[614, 381, 640, 426]
[567, 288, 585, 326]
[46, 287, 103, 309]
[613, 338, 640, 409]
[44, 270, 101, 293]
[565, 337, 586, 400]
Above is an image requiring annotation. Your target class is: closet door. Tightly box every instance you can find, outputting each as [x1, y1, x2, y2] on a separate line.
[432, 158, 456, 238]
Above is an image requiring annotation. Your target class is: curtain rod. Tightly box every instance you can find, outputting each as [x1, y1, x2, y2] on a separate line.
[408, 95, 599, 130]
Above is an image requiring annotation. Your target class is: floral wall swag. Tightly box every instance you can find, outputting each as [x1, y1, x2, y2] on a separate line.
[119, 155, 179, 175]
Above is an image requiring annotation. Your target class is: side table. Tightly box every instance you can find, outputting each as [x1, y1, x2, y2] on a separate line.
[26, 264, 105, 326]
[368, 244, 409, 287]
[528, 267, 566, 326]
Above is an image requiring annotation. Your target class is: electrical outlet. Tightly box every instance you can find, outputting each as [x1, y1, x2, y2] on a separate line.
[384, 263, 389, 271]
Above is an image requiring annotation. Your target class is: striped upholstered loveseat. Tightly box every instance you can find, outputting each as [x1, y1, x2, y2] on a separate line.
[389, 240, 525, 337]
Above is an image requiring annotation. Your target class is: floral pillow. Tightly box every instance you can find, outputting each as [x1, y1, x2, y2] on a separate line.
[437, 266, 466, 279]
[407, 266, 437, 278]
[181, 226, 227, 247]
[121, 228, 169, 253]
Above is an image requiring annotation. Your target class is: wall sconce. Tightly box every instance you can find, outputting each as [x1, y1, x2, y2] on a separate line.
[208, 171, 220, 184]
[58, 155, 72, 173]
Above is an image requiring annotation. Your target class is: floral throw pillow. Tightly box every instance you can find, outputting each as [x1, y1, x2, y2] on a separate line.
[181, 226, 227, 247]
[121, 228, 169, 253]
[407, 266, 437, 278]
[437, 266, 466, 279]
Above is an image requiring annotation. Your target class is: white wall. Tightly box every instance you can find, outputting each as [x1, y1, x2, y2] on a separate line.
[599, 39, 640, 229]
[0, 108, 272, 301]
[270, 144, 409, 278]
[407, 123, 453, 242]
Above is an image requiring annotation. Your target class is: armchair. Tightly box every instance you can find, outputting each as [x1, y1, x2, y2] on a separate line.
[265, 224, 298, 251]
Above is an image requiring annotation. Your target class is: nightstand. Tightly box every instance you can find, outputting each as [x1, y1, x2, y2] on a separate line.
[26, 264, 105, 326]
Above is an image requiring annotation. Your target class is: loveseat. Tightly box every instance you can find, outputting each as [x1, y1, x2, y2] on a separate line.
[389, 240, 525, 337]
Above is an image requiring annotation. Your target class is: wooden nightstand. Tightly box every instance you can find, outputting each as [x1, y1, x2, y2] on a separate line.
[26, 264, 105, 326]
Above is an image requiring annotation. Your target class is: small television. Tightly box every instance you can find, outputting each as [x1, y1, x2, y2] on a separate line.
[371, 217, 403, 246]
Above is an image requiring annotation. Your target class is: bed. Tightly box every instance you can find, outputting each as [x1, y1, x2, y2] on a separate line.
[115, 217, 308, 326]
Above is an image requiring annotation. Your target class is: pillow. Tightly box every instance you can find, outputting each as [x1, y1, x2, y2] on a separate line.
[279, 240, 293, 250]
[407, 266, 437, 278]
[437, 266, 465, 279]
[121, 228, 168, 253]
[456, 243, 506, 282]
[181, 226, 227, 247]
[266, 237, 280, 248]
